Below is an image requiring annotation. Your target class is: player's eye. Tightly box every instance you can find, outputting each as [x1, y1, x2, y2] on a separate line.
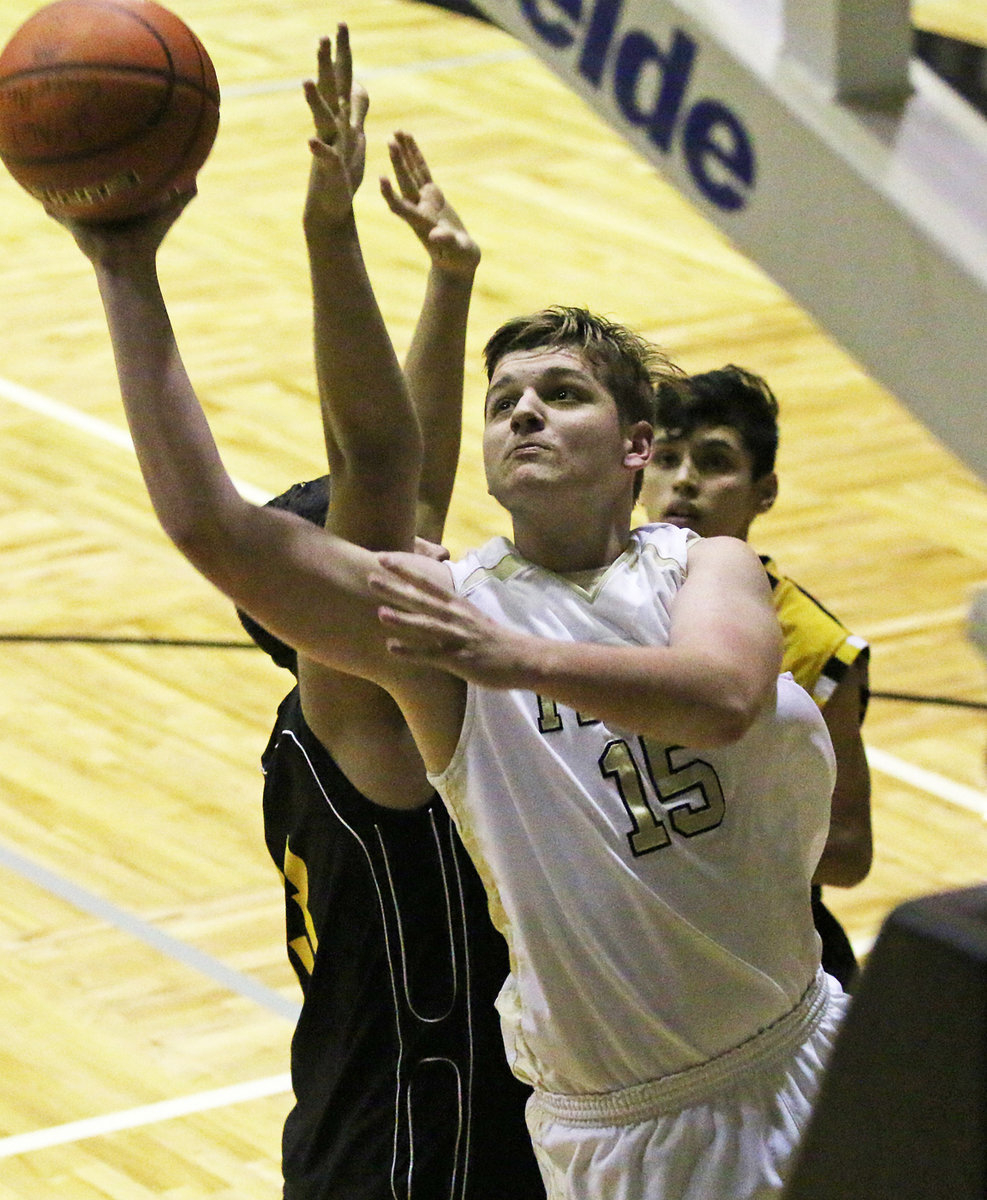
[698, 451, 734, 473]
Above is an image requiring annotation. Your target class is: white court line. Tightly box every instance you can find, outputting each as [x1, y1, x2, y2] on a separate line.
[0, 840, 302, 1022]
[866, 746, 987, 818]
[0, 377, 273, 505]
[0, 1074, 293, 1160]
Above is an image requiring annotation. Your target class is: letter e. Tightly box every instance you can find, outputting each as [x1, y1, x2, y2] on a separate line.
[519, 0, 581, 49]
[681, 98, 755, 211]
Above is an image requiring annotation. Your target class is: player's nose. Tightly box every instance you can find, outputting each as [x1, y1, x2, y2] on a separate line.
[673, 456, 698, 486]
[510, 387, 545, 432]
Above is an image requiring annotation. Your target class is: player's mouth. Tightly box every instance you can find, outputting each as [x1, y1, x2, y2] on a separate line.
[661, 507, 698, 527]
[508, 440, 551, 458]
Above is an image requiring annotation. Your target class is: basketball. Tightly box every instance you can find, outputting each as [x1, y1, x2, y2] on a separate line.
[0, 0, 220, 222]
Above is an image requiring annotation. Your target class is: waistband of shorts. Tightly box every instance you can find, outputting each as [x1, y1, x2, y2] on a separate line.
[532, 969, 834, 1126]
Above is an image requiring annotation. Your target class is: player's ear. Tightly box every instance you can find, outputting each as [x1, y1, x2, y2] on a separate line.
[755, 471, 778, 513]
[624, 421, 653, 471]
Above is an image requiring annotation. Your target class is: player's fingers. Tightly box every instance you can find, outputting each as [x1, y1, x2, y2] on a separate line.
[379, 176, 407, 214]
[370, 563, 455, 617]
[388, 138, 419, 202]
[391, 131, 428, 191]
[316, 36, 341, 114]
[377, 609, 465, 659]
[334, 23, 353, 107]
[304, 78, 340, 142]
[400, 132, 433, 188]
[351, 83, 370, 131]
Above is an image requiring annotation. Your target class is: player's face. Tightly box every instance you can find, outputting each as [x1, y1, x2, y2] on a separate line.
[482, 348, 645, 509]
[640, 425, 776, 540]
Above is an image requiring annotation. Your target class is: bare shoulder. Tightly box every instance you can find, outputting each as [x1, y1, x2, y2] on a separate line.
[686, 535, 771, 590]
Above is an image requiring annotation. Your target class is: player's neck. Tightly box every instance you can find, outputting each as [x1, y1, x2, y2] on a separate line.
[511, 510, 633, 575]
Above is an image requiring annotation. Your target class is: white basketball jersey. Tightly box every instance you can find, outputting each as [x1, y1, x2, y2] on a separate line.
[429, 525, 835, 1096]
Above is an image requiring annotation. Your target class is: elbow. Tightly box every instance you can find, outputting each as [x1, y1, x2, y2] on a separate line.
[157, 497, 248, 595]
[710, 670, 776, 745]
[684, 691, 765, 748]
[813, 799, 874, 888]
[166, 518, 235, 588]
[813, 843, 873, 889]
[707, 702, 760, 746]
[842, 847, 873, 887]
[677, 644, 779, 748]
[817, 829, 873, 888]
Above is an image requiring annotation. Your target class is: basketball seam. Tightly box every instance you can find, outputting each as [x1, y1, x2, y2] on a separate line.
[89, 0, 220, 103]
[0, 81, 215, 166]
[0, 62, 212, 94]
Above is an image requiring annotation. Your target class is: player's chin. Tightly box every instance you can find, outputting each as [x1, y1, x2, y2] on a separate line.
[488, 470, 555, 510]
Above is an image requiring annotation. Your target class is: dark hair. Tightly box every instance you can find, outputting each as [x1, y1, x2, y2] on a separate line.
[483, 305, 681, 428]
[236, 476, 330, 675]
[654, 364, 779, 478]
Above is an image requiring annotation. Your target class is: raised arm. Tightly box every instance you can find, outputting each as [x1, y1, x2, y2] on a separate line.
[381, 132, 480, 542]
[369, 534, 783, 748]
[297, 31, 476, 803]
[58, 204, 377, 660]
[55, 188, 465, 788]
[303, 25, 421, 555]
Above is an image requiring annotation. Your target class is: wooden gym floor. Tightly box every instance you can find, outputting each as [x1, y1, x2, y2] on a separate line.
[0, 0, 985, 1193]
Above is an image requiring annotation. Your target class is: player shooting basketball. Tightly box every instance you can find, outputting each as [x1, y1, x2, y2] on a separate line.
[51, 22, 847, 1200]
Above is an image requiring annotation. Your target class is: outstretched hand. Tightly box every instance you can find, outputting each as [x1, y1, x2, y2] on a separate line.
[303, 23, 370, 233]
[369, 553, 530, 689]
[380, 132, 480, 279]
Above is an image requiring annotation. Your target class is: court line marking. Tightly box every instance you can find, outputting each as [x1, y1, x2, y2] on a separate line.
[0, 839, 302, 1022]
[0, 377, 273, 505]
[0, 1074, 293, 1160]
[866, 746, 986, 817]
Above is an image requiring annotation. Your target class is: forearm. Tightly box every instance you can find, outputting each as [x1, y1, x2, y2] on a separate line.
[812, 668, 873, 887]
[307, 213, 421, 547]
[478, 539, 779, 744]
[813, 817, 873, 887]
[92, 251, 381, 668]
[93, 256, 244, 561]
[373, 535, 780, 744]
[492, 634, 773, 747]
[405, 266, 473, 541]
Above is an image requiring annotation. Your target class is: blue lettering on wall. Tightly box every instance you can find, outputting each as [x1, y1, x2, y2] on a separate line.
[519, 0, 579, 47]
[613, 29, 695, 153]
[515, 0, 756, 211]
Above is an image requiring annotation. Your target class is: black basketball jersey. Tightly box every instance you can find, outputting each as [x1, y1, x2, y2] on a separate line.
[261, 687, 544, 1200]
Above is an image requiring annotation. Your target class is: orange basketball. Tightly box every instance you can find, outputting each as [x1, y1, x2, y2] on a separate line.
[0, 0, 219, 222]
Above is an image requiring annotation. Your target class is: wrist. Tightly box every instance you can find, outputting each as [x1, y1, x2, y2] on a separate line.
[430, 263, 477, 286]
[304, 204, 358, 245]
